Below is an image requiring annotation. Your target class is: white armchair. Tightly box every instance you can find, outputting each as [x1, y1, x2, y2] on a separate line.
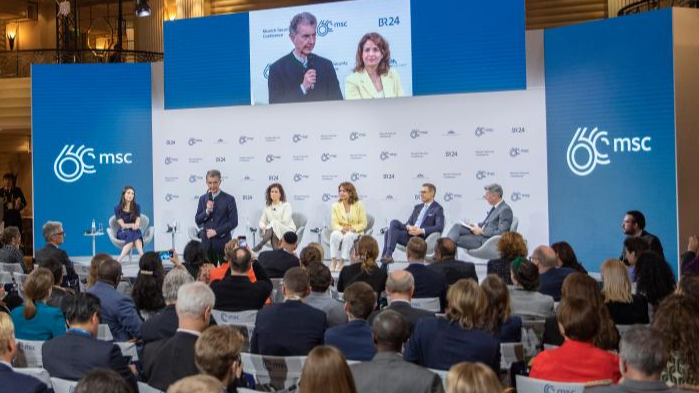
[107, 214, 155, 261]
[465, 216, 519, 260]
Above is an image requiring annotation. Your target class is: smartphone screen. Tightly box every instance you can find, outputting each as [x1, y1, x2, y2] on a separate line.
[158, 250, 173, 260]
[238, 236, 247, 249]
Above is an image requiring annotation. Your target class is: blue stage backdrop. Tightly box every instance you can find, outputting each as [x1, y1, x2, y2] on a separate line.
[545, 9, 678, 274]
[32, 63, 154, 257]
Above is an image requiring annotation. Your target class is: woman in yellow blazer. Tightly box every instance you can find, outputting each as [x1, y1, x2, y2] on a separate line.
[345, 32, 404, 100]
[329, 181, 367, 271]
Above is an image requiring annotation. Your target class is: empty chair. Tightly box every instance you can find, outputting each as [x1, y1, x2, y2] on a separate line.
[515, 375, 584, 393]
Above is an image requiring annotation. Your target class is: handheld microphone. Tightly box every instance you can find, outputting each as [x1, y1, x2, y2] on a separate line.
[307, 54, 315, 90]
[208, 192, 214, 201]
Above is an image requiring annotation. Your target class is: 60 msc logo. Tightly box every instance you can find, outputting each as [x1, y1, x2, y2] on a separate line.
[54, 144, 133, 183]
[566, 127, 651, 176]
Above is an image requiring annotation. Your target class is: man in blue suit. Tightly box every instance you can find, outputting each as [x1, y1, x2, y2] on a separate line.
[42, 293, 137, 391]
[404, 237, 448, 312]
[195, 170, 238, 263]
[324, 282, 376, 361]
[251, 267, 327, 356]
[0, 313, 53, 393]
[381, 183, 445, 263]
[532, 245, 575, 302]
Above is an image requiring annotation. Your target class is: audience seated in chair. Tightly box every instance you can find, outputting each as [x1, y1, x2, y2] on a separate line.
[337, 235, 387, 296]
[403, 237, 448, 312]
[86, 253, 113, 289]
[141, 266, 195, 344]
[143, 282, 215, 391]
[427, 238, 478, 285]
[42, 293, 138, 391]
[181, 240, 215, 283]
[551, 241, 588, 274]
[251, 267, 327, 356]
[352, 310, 444, 393]
[257, 231, 300, 279]
[325, 282, 376, 361]
[487, 232, 527, 285]
[530, 298, 621, 383]
[404, 279, 500, 372]
[651, 294, 699, 387]
[295, 346, 357, 393]
[634, 251, 676, 311]
[509, 257, 555, 319]
[368, 270, 435, 333]
[446, 362, 501, 393]
[210, 246, 272, 312]
[132, 252, 166, 320]
[38, 256, 74, 310]
[195, 325, 249, 392]
[0, 226, 28, 273]
[0, 313, 52, 393]
[304, 262, 347, 327]
[87, 258, 142, 341]
[530, 245, 576, 302]
[74, 368, 134, 393]
[481, 275, 522, 343]
[600, 259, 649, 325]
[299, 245, 324, 269]
[10, 267, 66, 340]
[35, 220, 80, 292]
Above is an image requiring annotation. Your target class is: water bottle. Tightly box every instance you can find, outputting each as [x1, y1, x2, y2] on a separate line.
[91, 219, 96, 234]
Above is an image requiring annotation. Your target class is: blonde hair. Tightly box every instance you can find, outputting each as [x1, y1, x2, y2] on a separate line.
[23, 268, 54, 320]
[355, 235, 379, 274]
[446, 279, 486, 330]
[300, 346, 357, 393]
[167, 375, 224, 393]
[601, 259, 633, 303]
[447, 362, 502, 393]
[223, 238, 240, 262]
[0, 313, 14, 356]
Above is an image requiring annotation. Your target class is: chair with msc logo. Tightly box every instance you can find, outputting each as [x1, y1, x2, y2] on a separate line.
[515, 375, 585, 393]
[410, 297, 441, 313]
[13, 339, 45, 368]
[107, 214, 155, 261]
[241, 353, 306, 391]
[465, 216, 519, 261]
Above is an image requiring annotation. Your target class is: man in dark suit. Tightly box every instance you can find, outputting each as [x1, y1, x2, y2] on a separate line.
[267, 12, 343, 104]
[381, 183, 445, 263]
[324, 282, 376, 361]
[446, 183, 514, 250]
[532, 245, 575, 302]
[620, 210, 665, 262]
[195, 170, 238, 263]
[210, 247, 273, 312]
[142, 282, 215, 391]
[257, 231, 300, 278]
[42, 293, 137, 391]
[428, 238, 478, 285]
[352, 310, 444, 393]
[86, 259, 142, 341]
[251, 267, 327, 356]
[142, 266, 195, 344]
[35, 220, 79, 292]
[0, 313, 53, 393]
[368, 270, 435, 333]
[404, 237, 448, 311]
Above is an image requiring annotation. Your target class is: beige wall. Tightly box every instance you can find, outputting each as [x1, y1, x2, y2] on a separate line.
[11, 1, 56, 50]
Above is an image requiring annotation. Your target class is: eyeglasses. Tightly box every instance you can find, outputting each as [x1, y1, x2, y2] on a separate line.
[54, 231, 66, 237]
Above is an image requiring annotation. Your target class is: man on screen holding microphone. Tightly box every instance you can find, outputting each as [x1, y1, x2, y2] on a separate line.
[268, 12, 343, 104]
[195, 170, 238, 264]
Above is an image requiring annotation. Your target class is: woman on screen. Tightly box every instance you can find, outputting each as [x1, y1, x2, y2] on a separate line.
[345, 32, 404, 100]
[329, 182, 367, 272]
[254, 183, 296, 252]
[114, 186, 144, 262]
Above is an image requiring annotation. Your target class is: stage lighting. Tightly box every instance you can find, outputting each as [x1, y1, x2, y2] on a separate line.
[135, 0, 151, 17]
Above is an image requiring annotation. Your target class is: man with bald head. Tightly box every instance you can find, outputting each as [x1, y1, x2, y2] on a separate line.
[368, 270, 435, 333]
[530, 245, 575, 301]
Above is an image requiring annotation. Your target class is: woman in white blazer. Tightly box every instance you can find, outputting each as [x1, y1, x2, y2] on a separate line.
[345, 32, 404, 100]
[254, 183, 296, 252]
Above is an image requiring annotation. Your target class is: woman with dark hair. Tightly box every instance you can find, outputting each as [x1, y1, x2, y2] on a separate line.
[182, 240, 212, 282]
[38, 257, 74, 309]
[345, 32, 404, 100]
[296, 346, 357, 393]
[481, 275, 521, 342]
[487, 231, 527, 285]
[635, 251, 675, 312]
[114, 186, 144, 262]
[329, 182, 367, 272]
[10, 268, 66, 340]
[652, 294, 699, 386]
[131, 252, 166, 320]
[509, 257, 554, 319]
[551, 241, 587, 274]
[337, 235, 387, 296]
[254, 183, 295, 252]
[0, 226, 27, 272]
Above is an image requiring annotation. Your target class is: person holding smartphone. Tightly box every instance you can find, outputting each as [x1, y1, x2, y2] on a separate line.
[254, 183, 296, 252]
[115, 186, 144, 262]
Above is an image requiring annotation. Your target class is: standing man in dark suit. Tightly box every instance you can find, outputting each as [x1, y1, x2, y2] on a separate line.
[404, 237, 448, 311]
[257, 231, 300, 278]
[446, 183, 513, 250]
[267, 12, 343, 104]
[35, 221, 79, 292]
[195, 170, 238, 264]
[368, 270, 434, 333]
[620, 210, 665, 262]
[251, 267, 327, 356]
[531, 245, 575, 302]
[42, 293, 137, 391]
[0, 313, 53, 393]
[382, 183, 445, 264]
[428, 238, 478, 285]
[142, 282, 215, 391]
[352, 310, 444, 393]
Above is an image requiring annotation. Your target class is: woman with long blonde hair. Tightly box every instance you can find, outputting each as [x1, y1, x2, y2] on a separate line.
[601, 259, 649, 325]
[447, 362, 502, 393]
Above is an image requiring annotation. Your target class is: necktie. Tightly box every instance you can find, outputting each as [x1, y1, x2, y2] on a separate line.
[482, 207, 495, 225]
[415, 204, 428, 228]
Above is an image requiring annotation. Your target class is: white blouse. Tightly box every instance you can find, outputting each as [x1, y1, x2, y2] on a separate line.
[259, 202, 296, 236]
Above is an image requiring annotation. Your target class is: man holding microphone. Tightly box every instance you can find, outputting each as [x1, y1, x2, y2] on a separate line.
[195, 170, 238, 263]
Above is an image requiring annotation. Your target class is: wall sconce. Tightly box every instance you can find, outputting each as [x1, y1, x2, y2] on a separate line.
[6, 24, 17, 51]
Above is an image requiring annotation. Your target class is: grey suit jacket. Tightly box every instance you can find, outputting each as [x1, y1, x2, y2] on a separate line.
[480, 201, 513, 238]
[305, 291, 348, 327]
[351, 352, 444, 393]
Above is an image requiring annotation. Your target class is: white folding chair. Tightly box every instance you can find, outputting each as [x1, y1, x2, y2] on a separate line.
[241, 353, 306, 390]
[50, 377, 79, 393]
[14, 272, 29, 295]
[73, 263, 91, 275]
[0, 263, 23, 274]
[500, 342, 525, 370]
[138, 382, 165, 393]
[211, 309, 258, 325]
[521, 319, 546, 359]
[97, 324, 114, 341]
[116, 341, 139, 361]
[14, 367, 52, 387]
[515, 375, 585, 393]
[410, 297, 441, 313]
[15, 339, 45, 368]
[0, 271, 12, 284]
[428, 368, 448, 388]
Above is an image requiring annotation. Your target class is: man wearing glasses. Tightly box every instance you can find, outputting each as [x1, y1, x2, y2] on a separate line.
[35, 221, 79, 292]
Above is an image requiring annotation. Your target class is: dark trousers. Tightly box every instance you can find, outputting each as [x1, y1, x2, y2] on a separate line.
[382, 220, 413, 257]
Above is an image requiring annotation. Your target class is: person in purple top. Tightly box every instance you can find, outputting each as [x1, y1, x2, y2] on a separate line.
[114, 186, 144, 262]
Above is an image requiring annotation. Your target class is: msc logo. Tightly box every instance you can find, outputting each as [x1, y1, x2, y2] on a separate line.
[54, 144, 133, 183]
[510, 192, 531, 202]
[263, 63, 271, 79]
[292, 134, 308, 143]
[321, 193, 337, 203]
[317, 19, 347, 37]
[566, 127, 652, 176]
[476, 170, 495, 180]
[380, 151, 397, 161]
[293, 173, 309, 183]
[350, 173, 367, 182]
[542, 383, 578, 393]
[188, 138, 202, 146]
[443, 192, 462, 202]
[410, 129, 428, 139]
[509, 147, 529, 157]
[165, 193, 179, 202]
[239, 136, 254, 145]
[349, 132, 366, 141]
[474, 127, 494, 137]
[189, 175, 202, 183]
[321, 153, 337, 162]
[266, 154, 280, 163]
[164, 156, 178, 165]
